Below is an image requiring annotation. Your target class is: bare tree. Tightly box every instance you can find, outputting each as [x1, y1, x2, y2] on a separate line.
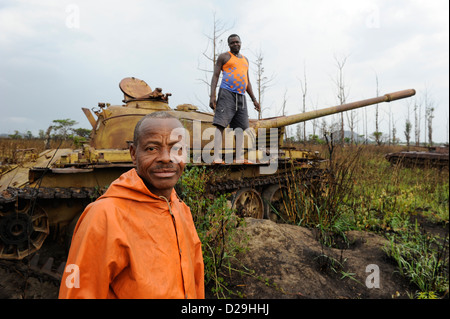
[279, 89, 289, 141]
[373, 73, 382, 146]
[295, 124, 302, 142]
[311, 97, 319, 139]
[329, 120, 341, 144]
[197, 12, 233, 109]
[299, 62, 307, 143]
[414, 98, 421, 146]
[446, 109, 449, 144]
[404, 120, 412, 147]
[391, 112, 398, 145]
[363, 99, 368, 144]
[426, 104, 435, 146]
[253, 48, 275, 119]
[320, 118, 328, 140]
[423, 88, 435, 146]
[388, 104, 393, 145]
[424, 104, 428, 146]
[333, 54, 350, 144]
[280, 88, 288, 116]
[347, 107, 358, 144]
[404, 101, 412, 147]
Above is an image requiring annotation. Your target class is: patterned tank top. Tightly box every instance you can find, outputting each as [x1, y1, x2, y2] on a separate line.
[220, 52, 248, 95]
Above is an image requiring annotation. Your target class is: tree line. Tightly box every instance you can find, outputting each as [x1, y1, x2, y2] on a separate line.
[6, 119, 91, 147]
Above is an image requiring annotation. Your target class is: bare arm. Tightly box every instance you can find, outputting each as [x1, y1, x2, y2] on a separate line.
[245, 60, 261, 112]
[209, 53, 229, 110]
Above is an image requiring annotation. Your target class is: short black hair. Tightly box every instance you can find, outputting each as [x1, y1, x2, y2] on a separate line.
[132, 111, 178, 146]
[227, 34, 240, 43]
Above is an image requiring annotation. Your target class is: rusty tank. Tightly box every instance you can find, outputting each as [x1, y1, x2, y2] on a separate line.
[385, 145, 449, 169]
[0, 77, 416, 263]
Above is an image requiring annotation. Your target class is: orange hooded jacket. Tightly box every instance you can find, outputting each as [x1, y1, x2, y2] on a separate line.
[58, 168, 204, 299]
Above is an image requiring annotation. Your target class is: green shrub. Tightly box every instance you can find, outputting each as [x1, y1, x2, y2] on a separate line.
[383, 222, 449, 296]
[177, 165, 246, 298]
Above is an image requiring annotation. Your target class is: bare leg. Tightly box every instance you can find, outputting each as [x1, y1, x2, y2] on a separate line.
[235, 128, 244, 163]
[213, 125, 224, 163]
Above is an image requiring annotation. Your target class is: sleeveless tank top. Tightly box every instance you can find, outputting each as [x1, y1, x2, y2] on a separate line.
[220, 52, 249, 95]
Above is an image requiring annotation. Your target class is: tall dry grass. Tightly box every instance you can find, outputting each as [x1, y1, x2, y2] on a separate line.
[0, 138, 74, 164]
[274, 142, 448, 236]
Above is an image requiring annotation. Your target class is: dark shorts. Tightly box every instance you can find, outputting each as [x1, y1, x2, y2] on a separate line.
[212, 88, 249, 130]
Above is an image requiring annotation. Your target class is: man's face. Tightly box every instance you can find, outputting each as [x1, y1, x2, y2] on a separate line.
[228, 36, 241, 54]
[130, 117, 186, 198]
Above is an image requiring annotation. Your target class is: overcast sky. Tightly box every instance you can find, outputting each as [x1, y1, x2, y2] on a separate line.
[0, 0, 448, 143]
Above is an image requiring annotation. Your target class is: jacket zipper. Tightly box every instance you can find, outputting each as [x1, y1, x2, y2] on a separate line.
[160, 196, 188, 299]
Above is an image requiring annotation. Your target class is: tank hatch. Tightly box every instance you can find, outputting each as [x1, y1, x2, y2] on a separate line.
[119, 77, 172, 104]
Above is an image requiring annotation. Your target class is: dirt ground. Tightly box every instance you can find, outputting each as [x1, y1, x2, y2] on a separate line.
[222, 218, 418, 299]
[0, 216, 447, 299]
[0, 239, 66, 299]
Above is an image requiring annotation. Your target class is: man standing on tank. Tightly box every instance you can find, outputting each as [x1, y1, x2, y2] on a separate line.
[209, 34, 260, 164]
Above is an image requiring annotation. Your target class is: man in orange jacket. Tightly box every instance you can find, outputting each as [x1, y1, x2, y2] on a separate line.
[59, 112, 204, 299]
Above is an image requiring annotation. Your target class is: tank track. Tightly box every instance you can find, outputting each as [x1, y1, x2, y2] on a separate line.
[0, 253, 65, 285]
[207, 167, 324, 193]
[208, 174, 285, 193]
[0, 186, 82, 287]
[0, 186, 98, 278]
[0, 186, 103, 204]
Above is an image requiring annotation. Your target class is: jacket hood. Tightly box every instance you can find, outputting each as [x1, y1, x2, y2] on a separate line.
[98, 168, 178, 204]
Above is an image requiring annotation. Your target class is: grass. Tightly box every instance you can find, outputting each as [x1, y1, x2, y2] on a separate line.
[347, 146, 449, 298]
[176, 165, 248, 298]
[383, 221, 448, 296]
[277, 143, 449, 298]
[348, 146, 449, 231]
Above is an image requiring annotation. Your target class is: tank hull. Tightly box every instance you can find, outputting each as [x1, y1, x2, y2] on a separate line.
[385, 151, 449, 169]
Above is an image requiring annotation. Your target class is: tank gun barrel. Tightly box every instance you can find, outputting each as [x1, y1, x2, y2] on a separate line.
[255, 89, 416, 129]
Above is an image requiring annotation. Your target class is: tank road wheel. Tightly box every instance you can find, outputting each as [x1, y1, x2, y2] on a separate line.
[0, 200, 49, 260]
[231, 188, 264, 219]
[262, 184, 289, 223]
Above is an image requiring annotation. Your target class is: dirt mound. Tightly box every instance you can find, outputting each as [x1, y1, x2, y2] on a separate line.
[227, 218, 415, 299]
